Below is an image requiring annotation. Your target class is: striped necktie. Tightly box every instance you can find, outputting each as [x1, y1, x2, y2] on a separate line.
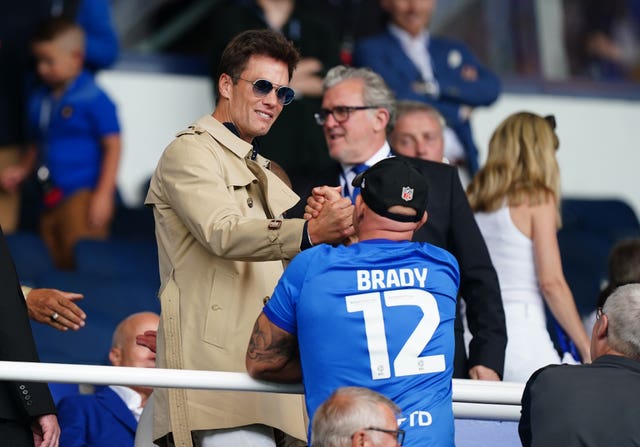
[349, 163, 369, 203]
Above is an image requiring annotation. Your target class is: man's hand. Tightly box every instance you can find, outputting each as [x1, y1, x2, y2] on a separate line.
[468, 365, 500, 381]
[31, 413, 60, 447]
[304, 186, 342, 220]
[26, 288, 86, 331]
[306, 194, 355, 245]
[136, 330, 157, 354]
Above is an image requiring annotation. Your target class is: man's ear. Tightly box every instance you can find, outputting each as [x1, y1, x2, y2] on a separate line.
[354, 195, 366, 222]
[108, 347, 122, 367]
[350, 429, 366, 447]
[218, 73, 233, 101]
[372, 107, 390, 133]
[595, 314, 609, 340]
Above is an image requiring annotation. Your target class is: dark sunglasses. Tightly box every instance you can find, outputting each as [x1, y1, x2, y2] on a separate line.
[237, 77, 295, 105]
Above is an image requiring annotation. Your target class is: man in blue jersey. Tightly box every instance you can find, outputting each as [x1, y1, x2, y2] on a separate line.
[246, 157, 460, 447]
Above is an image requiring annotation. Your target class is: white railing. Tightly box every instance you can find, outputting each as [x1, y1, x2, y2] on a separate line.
[0, 361, 524, 421]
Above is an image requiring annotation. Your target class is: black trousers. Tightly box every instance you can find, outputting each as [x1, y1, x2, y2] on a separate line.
[0, 418, 34, 447]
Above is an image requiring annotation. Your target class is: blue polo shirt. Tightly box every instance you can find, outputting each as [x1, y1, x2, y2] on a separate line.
[28, 70, 120, 197]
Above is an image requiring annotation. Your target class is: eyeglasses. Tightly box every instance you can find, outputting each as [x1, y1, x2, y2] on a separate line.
[314, 106, 379, 125]
[354, 427, 405, 446]
[237, 78, 295, 105]
[596, 307, 604, 320]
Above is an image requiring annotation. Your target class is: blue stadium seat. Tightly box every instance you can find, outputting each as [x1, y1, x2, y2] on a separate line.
[5, 231, 55, 286]
[74, 237, 159, 282]
[558, 197, 640, 316]
[111, 205, 155, 240]
[48, 382, 80, 405]
[31, 271, 160, 365]
[543, 197, 640, 360]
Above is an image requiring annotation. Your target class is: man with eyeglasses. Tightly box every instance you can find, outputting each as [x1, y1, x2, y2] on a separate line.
[312, 387, 404, 447]
[247, 157, 460, 447]
[519, 283, 640, 446]
[292, 65, 506, 384]
[144, 29, 354, 447]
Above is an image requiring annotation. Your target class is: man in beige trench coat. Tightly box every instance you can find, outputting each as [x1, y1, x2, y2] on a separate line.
[144, 29, 355, 447]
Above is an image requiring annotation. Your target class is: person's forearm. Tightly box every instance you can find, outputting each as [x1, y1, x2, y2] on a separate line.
[541, 279, 591, 360]
[247, 357, 302, 383]
[95, 134, 121, 196]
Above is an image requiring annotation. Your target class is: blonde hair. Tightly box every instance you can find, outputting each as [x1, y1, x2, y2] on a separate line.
[467, 111, 561, 226]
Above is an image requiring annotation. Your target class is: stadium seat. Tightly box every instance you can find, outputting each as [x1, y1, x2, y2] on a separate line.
[110, 204, 155, 240]
[48, 382, 80, 405]
[5, 231, 55, 286]
[74, 237, 159, 282]
[31, 271, 160, 365]
[558, 197, 640, 316]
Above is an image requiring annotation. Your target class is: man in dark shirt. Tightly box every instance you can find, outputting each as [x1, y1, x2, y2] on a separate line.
[520, 283, 640, 446]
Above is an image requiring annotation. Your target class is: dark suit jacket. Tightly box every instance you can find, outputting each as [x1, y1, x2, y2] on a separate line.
[0, 227, 57, 434]
[353, 31, 501, 174]
[57, 385, 138, 447]
[519, 355, 640, 446]
[291, 156, 506, 378]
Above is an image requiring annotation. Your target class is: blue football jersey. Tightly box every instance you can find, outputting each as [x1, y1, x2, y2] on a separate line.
[264, 239, 460, 447]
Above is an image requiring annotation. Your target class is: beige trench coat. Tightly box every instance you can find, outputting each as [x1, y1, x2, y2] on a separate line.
[145, 115, 307, 444]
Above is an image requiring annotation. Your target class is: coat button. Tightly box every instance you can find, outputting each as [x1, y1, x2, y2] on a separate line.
[247, 197, 254, 208]
[19, 385, 25, 390]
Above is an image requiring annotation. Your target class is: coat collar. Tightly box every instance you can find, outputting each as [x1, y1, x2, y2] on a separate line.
[194, 114, 300, 217]
[194, 114, 253, 160]
[94, 386, 138, 432]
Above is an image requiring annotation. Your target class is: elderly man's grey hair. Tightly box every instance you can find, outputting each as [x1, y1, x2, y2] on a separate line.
[311, 386, 400, 447]
[324, 65, 396, 133]
[395, 100, 446, 129]
[602, 283, 640, 360]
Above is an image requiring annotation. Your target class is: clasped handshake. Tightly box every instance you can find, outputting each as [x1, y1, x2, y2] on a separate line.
[304, 185, 358, 246]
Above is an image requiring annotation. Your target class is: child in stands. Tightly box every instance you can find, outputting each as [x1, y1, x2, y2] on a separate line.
[0, 18, 121, 269]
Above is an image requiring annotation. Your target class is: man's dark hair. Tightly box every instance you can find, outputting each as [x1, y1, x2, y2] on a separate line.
[215, 29, 300, 98]
[598, 238, 640, 307]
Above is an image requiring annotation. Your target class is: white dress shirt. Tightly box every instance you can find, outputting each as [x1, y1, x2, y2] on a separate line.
[388, 24, 467, 163]
[110, 385, 144, 421]
[340, 142, 392, 199]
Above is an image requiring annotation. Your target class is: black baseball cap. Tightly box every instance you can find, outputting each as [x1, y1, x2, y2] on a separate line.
[351, 157, 429, 222]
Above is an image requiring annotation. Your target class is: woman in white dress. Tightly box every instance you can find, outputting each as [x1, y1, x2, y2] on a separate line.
[466, 112, 590, 382]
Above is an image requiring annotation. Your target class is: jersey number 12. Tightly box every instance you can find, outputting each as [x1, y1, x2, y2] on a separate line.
[346, 289, 445, 380]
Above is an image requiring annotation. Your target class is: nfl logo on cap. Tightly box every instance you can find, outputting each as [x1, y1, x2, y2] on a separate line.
[401, 186, 414, 202]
